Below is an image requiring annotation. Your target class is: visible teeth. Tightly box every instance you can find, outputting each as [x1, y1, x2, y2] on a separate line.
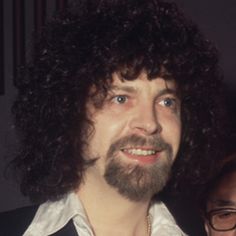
[125, 149, 156, 156]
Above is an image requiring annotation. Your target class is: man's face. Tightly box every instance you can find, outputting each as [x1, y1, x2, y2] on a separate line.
[83, 72, 181, 201]
[205, 172, 236, 236]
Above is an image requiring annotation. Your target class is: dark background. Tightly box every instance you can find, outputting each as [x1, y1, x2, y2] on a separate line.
[0, 1, 235, 235]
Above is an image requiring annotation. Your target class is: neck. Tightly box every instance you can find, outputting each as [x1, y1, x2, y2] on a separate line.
[76, 171, 152, 236]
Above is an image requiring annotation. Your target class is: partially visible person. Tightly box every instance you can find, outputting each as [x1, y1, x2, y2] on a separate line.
[201, 153, 236, 236]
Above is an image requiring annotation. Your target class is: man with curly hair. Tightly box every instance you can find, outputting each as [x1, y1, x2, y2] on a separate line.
[0, 0, 225, 235]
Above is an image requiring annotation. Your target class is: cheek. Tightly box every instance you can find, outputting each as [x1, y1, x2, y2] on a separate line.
[91, 113, 127, 150]
[159, 113, 182, 147]
[205, 225, 233, 236]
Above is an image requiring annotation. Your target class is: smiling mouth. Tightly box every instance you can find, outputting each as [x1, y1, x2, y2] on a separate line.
[120, 147, 162, 164]
[121, 148, 160, 156]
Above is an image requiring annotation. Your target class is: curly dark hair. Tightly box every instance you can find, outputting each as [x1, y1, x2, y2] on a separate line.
[12, 0, 226, 203]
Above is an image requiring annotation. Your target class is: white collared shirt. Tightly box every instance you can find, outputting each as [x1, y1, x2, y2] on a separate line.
[23, 192, 187, 236]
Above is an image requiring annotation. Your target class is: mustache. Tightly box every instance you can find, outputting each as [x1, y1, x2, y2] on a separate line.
[107, 134, 172, 157]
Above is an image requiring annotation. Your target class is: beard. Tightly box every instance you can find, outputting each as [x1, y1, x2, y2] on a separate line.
[104, 134, 173, 202]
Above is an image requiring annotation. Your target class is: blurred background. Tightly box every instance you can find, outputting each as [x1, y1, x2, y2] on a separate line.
[0, 0, 235, 235]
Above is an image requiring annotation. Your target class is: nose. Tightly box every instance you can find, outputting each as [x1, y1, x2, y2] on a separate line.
[129, 102, 161, 135]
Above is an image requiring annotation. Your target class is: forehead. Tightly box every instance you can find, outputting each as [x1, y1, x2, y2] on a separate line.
[111, 72, 178, 92]
[207, 172, 236, 209]
[215, 172, 236, 196]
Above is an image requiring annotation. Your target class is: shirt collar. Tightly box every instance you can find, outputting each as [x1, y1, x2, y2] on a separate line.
[23, 192, 186, 236]
[150, 201, 187, 235]
[23, 191, 93, 236]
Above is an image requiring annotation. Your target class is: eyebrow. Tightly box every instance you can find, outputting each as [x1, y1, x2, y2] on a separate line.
[209, 199, 236, 207]
[109, 86, 179, 98]
[157, 88, 179, 98]
[110, 85, 137, 93]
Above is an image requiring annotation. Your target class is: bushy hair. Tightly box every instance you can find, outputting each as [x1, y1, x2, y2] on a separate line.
[12, 0, 226, 203]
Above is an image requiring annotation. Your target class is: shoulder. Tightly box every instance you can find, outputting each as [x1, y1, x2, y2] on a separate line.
[0, 205, 38, 236]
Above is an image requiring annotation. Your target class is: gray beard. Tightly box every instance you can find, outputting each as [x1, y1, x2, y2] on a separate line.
[103, 134, 173, 202]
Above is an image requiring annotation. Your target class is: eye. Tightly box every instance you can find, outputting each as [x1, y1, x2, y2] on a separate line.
[112, 95, 128, 104]
[159, 97, 176, 108]
[217, 212, 235, 219]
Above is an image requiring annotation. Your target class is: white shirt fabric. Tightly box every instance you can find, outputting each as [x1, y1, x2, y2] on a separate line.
[23, 192, 187, 236]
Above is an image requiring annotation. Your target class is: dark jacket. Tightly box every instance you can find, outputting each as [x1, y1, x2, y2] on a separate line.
[0, 206, 78, 236]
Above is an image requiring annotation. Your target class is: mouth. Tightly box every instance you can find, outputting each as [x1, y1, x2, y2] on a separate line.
[122, 148, 157, 156]
[120, 147, 162, 164]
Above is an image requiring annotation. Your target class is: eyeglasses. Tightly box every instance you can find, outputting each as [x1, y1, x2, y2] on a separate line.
[206, 208, 236, 231]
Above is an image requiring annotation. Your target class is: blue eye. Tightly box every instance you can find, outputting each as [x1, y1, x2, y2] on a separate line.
[163, 98, 175, 107]
[113, 95, 127, 104]
[159, 97, 177, 109]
